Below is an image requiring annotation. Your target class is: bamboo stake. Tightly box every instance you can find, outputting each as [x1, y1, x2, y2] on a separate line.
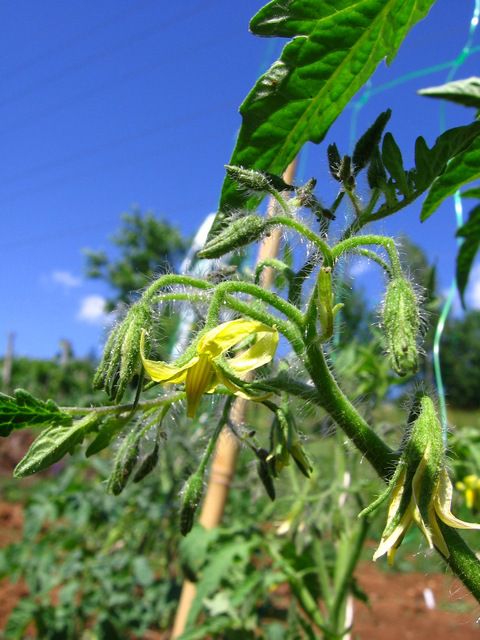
[171, 160, 297, 638]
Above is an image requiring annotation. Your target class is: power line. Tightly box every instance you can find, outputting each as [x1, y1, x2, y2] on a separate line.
[0, 199, 211, 252]
[0, 0, 156, 82]
[0, 28, 242, 141]
[0, 0, 217, 111]
[0, 99, 233, 203]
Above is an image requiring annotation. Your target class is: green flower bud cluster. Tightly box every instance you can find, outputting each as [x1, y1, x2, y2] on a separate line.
[93, 301, 152, 402]
[382, 276, 420, 376]
[198, 214, 267, 259]
[179, 471, 204, 536]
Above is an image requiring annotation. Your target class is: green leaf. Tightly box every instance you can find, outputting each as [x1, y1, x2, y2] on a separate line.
[210, 0, 435, 237]
[13, 413, 99, 477]
[456, 205, 480, 306]
[415, 122, 480, 193]
[462, 187, 480, 199]
[382, 132, 409, 195]
[421, 135, 480, 220]
[352, 109, 392, 174]
[419, 77, 480, 109]
[0, 388, 71, 437]
[85, 416, 127, 457]
[4, 600, 37, 640]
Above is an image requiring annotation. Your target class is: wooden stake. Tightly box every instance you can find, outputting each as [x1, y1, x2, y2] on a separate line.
[171, 160, 297, 638]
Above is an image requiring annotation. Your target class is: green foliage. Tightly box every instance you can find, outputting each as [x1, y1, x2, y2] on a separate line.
[84, 208, 187, 310]
[456, 204, 480, 305]
[441, 311, 480, 410]
[4, 356, 98, 406]
[421, 135, 480, 220]
[419, 77, 480, 111]
[0, 389, 71, 437]
[13, 413, 100, 477]
[0, 457, 190, 639]
[212, 0, 435, 236]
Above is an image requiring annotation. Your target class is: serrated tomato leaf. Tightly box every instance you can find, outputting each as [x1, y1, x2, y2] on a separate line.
[210, 0, 436, 238]
[0, 389, 71, 437]
[13, 413, 99, 477]
[421, 135, 480, 220]
[419, 77, 480, 110]
[456, 205, 480, 306]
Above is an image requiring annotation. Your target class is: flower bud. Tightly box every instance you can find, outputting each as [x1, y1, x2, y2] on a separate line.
[382, 277, 419, 376]
[133, 441, 160, 483]
[224, 165, 273, 192]
[256, 448, 276, 501]
[363, 394, 480, 564]
[179, 471, 204, 536]
[316, 267, 343, 342]
[107, 430, 141, 496]
[198, 215, 267, 258]
[93, 301, 152, 402]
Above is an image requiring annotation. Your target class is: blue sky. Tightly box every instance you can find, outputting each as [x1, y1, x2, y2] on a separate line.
[1, 0, 480, 359]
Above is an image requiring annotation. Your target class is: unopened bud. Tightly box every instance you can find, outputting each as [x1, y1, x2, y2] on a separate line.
[352, 109, 391, 175]
[327, 143, 342, 181]
[179, 472, 204, 536]
[256, 448, 276, 501]
[198, 214, 267, 258]
[383, 277, 420, 376]
[107, 430, 141, 496]
[316, 267, 343, 342]
[225, 165, 272, 192]
[93, 302, 152, 402]
[133, 441, 160, 483]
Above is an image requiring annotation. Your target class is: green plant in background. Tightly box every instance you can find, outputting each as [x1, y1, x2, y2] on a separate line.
[3, 1, 480, 638]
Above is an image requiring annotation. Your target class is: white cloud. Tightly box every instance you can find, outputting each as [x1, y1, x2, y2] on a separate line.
[77, 295, 107, 324]
[51, 270, 82, 288]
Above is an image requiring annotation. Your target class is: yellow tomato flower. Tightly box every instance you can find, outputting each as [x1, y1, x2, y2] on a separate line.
[363, 395, 480, 565]
[373, 456, 480, 564]
[140, 318, 279, 417]
[456, 474, 480, 510]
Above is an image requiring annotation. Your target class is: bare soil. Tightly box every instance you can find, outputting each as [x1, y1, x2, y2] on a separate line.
[0, 494, 478, 638]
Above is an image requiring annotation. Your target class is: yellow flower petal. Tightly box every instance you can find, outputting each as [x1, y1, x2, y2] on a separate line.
[373, 502, 414, 562]
[185, 355, 216, 418]
[411, 450, 433, 547]
[385, 466, 407, 523]
[429, 504, 450, 558]
[198, 319, 276, 359]
[434, 469, 480, 530]
[228, 330, 279, 374]
[140, 331, 198, 383]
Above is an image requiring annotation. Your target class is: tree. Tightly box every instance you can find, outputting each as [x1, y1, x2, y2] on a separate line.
[441, 311, 480, 410]
[84, 208, 187, 311]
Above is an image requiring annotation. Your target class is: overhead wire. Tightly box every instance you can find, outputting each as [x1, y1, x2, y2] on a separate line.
[0, 0, 217, 111]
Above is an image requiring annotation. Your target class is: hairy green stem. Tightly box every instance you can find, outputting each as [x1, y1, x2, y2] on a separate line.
[437, 523, 480, 602]
[254, 258, 294, 286]
[332, 234, 402, 278]
[206, 281, 305, 331]
[62, 391, 186, 416]
[143, 274, 212, 301]
[349, 248, 392, 277]
[304, 341, 396, 480]
[266, 215, 333, 266]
